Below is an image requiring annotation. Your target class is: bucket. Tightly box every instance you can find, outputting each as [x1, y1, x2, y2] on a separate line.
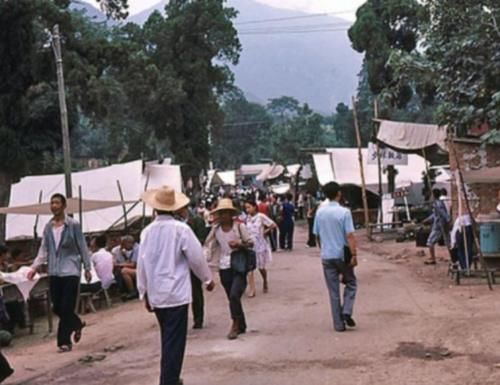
[480, 223, 500, 254]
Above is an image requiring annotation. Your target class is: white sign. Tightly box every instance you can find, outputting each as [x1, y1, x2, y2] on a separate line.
[367, 143, 408, 166]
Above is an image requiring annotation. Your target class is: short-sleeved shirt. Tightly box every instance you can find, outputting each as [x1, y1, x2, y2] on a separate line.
[282, 202, 295, 223]
[112, 243, 139, 265]
[313, 201, 355, 260]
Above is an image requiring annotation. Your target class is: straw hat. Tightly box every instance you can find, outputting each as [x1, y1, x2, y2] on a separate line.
[141, 186, 190, 212]
[211, 198, 238, 215]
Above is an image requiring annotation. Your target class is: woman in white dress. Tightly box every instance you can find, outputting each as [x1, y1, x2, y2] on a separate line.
[244, 200, 277, 297]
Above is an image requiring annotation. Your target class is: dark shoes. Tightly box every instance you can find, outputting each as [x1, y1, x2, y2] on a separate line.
[0, 367, 14, 383]
[121, 291, 139, 302]
[57, 344, 72, 353]
[193, 323, 203, 330]
[73, 321, 86, 344]
[342, 314, 356, 328]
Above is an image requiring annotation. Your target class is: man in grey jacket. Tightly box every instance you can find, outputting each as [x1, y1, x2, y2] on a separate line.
[28, 193, 91, 352]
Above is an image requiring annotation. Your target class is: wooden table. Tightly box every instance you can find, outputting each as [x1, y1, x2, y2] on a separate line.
[0, 275, 52, 334]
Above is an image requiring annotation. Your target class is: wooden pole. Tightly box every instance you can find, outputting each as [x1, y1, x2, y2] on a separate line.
[142, 172, 150, 229]
[52, 25, 72, 199]
[352, 96, 371, 239]
[374, 100, 383, 231]
[78, 185, 83, 230]
[116, 180, 128, 231]
[33, 190, 43, 240]
[448, 137, 493, 289]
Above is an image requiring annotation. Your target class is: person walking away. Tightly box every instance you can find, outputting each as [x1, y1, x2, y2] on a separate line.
[297, 193, 305, 220]
[176, 204, 210, 329]
[267, 196, 278, 252]
[279, 194, 295, 251]
[138, 186, 215, 385]
[205, 199, 254, 340]
[305, 192, 318, 247]
[422, 188, 450, 265]
[244, 200, 277, 297]
[313, 182, 358, 332]
[28, 193, 92, 352]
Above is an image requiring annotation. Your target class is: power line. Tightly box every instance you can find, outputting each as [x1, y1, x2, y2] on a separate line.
[239, 28, 350, 35]
[239, 21, 352, 33]
[235, 10, 357, 26]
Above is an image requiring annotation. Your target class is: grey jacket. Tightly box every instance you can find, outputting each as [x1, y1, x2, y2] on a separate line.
[32, 216, 91, 277]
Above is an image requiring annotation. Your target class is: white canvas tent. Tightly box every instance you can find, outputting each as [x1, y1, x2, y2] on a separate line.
[6, 160, 184, 240]
[7, 160, 143, 239]
[256, 164, 284, 181]
[325, 148, 427, 193]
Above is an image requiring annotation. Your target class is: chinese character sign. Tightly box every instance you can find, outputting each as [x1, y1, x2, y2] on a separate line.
[367, 143, 408, 166]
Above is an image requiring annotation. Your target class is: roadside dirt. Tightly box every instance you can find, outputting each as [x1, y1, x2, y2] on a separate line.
[5, 225, 500, 385]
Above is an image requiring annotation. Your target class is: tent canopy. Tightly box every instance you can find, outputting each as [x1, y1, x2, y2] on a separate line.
[240, 164, 269, 176]
[376, 119, 448, 153]
[0, 198, 136, 215]
[313, 148, 428, 193]
[256, 164, 284, 181]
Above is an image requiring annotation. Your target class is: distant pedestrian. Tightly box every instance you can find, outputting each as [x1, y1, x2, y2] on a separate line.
[28, 193, 92, 352]
[138, 186, 215, 385]
[244, 200, 277, 297]
[423, 188, 450, 265]
[305, 192, 318, 247]
[279, 193, 295, 251]
[313, 182, 358, 332]
[206, 199, 254, 340]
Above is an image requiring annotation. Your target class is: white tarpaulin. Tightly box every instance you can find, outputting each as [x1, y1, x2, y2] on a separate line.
[270, 183, 291, 195]
[313, 148, 427, 193]
[240, 164, 269, 176]
[217, 171, 236, 186]
[367, 143, 408, 165]
[376, 119, 448, 152]
[144, 164, 183, 192]
[0, 198, 135, 215]
[312, 154, 335, 186]
[7, 160, 144, 239]
[256, 164, 284, 181]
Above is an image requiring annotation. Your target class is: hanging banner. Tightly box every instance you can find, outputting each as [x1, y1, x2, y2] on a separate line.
[367, 143, 408, 166]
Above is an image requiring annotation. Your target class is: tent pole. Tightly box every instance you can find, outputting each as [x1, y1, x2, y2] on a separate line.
[32, 190, 43, 256]
[374, 100, 383, 232]
[106, 201, 140, 232]
[449, 137, 492, 289]
[116, 180, 128, 232]
[78, 185, 83, 230]
[142, 172, 150, 229]
[352, 96, 371, 240]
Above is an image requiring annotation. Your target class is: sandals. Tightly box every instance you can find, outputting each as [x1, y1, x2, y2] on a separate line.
[73, 321, 86, 344]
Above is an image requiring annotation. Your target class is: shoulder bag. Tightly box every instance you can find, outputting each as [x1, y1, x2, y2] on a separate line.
[230, 224, 257, 274]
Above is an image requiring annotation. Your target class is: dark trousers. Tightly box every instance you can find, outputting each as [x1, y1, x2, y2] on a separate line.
[113, 267, 126, 293]
[190, 271, 204, 327]
[0, 351, 13, 381]
[219, 269, 247, 331]
[322, 259, 357, 331]
[154, 305, 188, 385]
[49, 276, 82, 347]
[279, 221, 294, 250]
[268, 228, 278, 251]
[307, 217, 317, 247]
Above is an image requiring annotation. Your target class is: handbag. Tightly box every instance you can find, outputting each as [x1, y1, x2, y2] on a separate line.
[230, 224, 257, 274]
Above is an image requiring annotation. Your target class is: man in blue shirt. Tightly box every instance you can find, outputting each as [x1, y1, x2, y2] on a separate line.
[279, 194, 295, 251]
[313, 182, 358, 332]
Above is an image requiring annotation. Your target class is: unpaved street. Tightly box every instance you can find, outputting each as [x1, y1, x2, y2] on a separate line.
[5, 225, 500, 385]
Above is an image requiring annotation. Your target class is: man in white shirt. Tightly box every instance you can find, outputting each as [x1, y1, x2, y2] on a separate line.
[138, 186, 215, 385]
[91, 235, 114, 289]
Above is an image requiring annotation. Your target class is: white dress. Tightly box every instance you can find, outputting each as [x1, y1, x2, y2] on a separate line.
[246, 213, 275, 269]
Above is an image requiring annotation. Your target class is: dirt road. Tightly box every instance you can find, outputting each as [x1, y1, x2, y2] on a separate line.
[6, 225, 500, 385]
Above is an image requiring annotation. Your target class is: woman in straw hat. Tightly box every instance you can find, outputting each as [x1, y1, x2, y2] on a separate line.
[137, 186, 215, 385]
[206, 198, 254, 340]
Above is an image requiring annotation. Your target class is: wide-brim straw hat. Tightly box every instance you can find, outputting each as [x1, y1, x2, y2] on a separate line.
[141, 186, 190, 212]
[211, 198, 239, 215]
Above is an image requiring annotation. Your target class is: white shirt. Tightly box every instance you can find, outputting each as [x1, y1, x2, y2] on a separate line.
[215, 227, 240, 270]
[52, 225, 64, 250]
[137, 215, 212, 309]
[91, 248, 115, 289]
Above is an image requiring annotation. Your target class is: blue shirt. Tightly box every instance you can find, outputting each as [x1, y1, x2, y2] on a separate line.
[282, 202, 295, 224]
[313, 201, 355, 260]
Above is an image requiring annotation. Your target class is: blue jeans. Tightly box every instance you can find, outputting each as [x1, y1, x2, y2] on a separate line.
[322, 259, 357, 331]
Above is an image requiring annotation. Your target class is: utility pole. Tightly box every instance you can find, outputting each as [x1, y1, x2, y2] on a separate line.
[52, 25, 73, 198]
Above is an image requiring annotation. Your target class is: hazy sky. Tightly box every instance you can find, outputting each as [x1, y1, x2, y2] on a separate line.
[87, 0, 365, 20]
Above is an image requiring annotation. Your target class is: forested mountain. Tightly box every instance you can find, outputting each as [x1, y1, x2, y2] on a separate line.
[130, 0, 362, 113]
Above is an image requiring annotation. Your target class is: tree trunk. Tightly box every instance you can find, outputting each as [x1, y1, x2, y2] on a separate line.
[0, 171, 12, 243]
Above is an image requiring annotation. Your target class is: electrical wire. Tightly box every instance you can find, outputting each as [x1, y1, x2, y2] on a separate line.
[235, 10, 357, 25]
